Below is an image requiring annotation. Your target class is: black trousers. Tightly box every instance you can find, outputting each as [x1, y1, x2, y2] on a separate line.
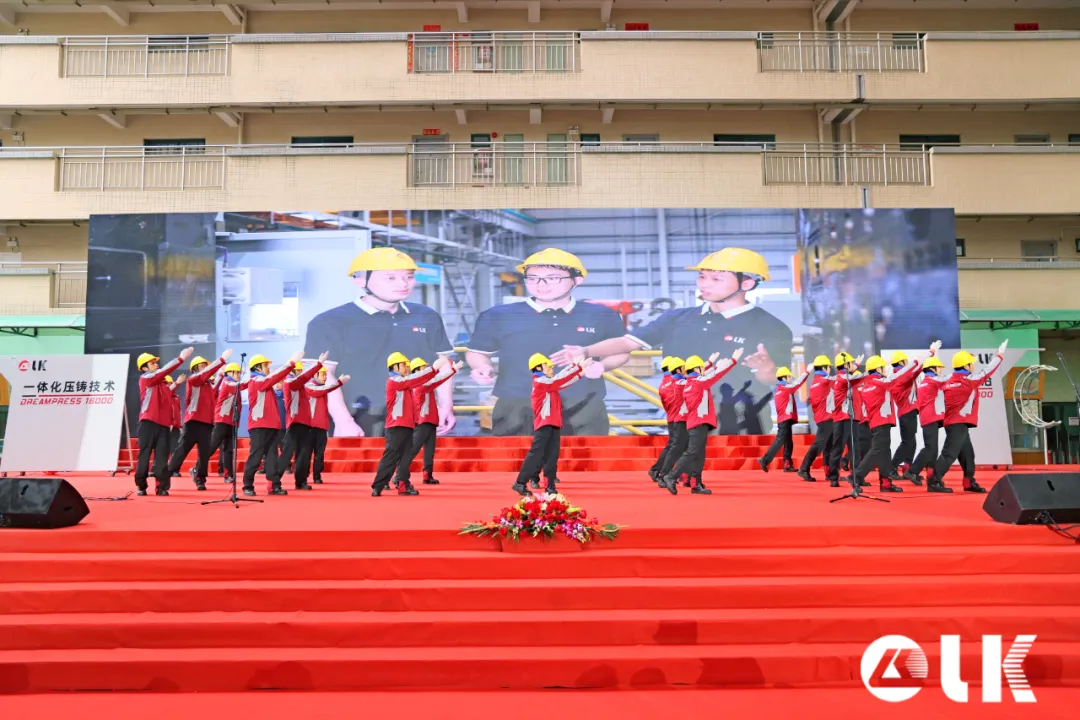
[135, 420, 171, 491]
[892, 411, 920, 470]
[168, 427, 180, 457]
[909, 421, 941, 479]
[373, 426, 414, 491]
[933, 423, 977, 482]
[659, 422, 689, 478]
[800, 419, 833, 473]
[651, 422, 677, 474]
[827, 419, 855, 479]
[762, 419, 795, 465]
[668, 424, 711, 482]
[208, 422, 236, 478]
[494, 396, 609, 437]
[854, 425, 894, 482]
[397, 421, 438, 484]
[311, 428, 328, 480]
[166, 420, 214, 480]
[286, 423, 316, 486]
[244, 427, 283, 490]
[515, 425, 562, 486]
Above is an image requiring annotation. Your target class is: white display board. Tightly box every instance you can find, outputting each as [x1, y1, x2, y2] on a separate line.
[0, 354, 129, 472]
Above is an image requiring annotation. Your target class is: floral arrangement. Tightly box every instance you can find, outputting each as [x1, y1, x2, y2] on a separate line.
[460, 492, 622, 544]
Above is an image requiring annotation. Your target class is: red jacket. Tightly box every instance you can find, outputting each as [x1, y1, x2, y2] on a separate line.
[852, 381, 868, 423]
[916, 371, 950, 426]
[283, 363, 324, 427]
[413, 366, 457, 426]
[669, 378, 689, 422]
[182, 358, 226, 425]
[246, 364, 294, 431]
[808, 372, 835, 424]
[306, 378, 345, 431]
[214, 379, 249, 427]
[683, 359, 738, 430]
[169, 386, 181, 429]
[137, 356, 183, 426]
[658, 374, 679, 422]
[891, 364, 921, 418]
[830, 371, 867, 422]
[531, 365, 584, 430]
[943, 354, 1004, 427]
[853, 361, 923, 430]
[385, 365, 437, 429]
[774, 371, 810, 424]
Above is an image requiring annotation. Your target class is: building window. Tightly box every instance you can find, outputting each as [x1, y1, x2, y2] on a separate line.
[144, 138, 206, 155]
[291, 136, 355, 146]
[1014, 134, 1050, 145]
[955, 238, 966, 258]
[898, 134, 961, 151]
[1007, 401, 1043, 452]
[1021, 240, 1058, 261]
[580, 134, 601, 145]
[149, 36, 210, 52]
[713, 134, 777, 150]
[623, 134, 659, 144]
[1068, 134, 1080, 145]
[892, 32, 924, 48]
[756, 32, 774, 50]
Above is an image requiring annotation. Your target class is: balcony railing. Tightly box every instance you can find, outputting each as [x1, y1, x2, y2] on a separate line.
[59, 146, 228, 190]
[762, 144, 929, 185]
[0, 261, 87, 309]
[408, 142, 580, 187]
[407, 32, 580, 73]
[758, 32, 925, 72]
[61, 35, 230, 78]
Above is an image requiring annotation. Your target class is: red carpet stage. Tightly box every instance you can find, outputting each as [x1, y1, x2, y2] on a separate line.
[0, 435, 1078, 711]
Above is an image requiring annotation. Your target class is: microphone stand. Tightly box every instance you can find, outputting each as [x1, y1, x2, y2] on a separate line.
[1057, 352, 1080, 463]
[831, 368, 889, 504]
[203, 352, 262, 508]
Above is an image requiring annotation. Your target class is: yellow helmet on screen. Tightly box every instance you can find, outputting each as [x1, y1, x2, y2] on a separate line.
[249, 354, 271, 370]
[347, 247, 418, 277]
[294, 362, 305, 372]
[528, 353, 552, 370]
[409, 357, 429, 371]
[776, 366, 793, 380]
[660, 356, 673, 371]
[387, 352, 409, 368]
[686, 248, 770, 282]
[516, 248, 588, 279]
[952, 351, 976, 369]
[136, 353, 159, 370]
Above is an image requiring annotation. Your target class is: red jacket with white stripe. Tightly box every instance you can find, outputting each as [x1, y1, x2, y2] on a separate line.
[283, 363, 324, 428]
[916, 371, 950, 426]
[683, 359, 738, 431]
[137, 355, 183, 426]
[413, 366, 457, 426]
[169, 385, 181, 429]
[658, 374, 679, 422]
[943, 354, 1004, 427]
[213, 379, 249, 427]
[774, 371, 810, 424]
[531, 365, 584, 430]
[182, 357, 226, 426]
[385, 365, 437, 430]
[852, 361, 923, 430]
[830, 371, 868, 422]
[246, 364, 294, 431]
[305, 379, 346, 431]
[808, 372, 835, 425]
[891, 363, 921, 418]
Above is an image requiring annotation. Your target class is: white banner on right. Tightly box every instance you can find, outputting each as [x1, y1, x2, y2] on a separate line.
[884, 348, 1027, 467]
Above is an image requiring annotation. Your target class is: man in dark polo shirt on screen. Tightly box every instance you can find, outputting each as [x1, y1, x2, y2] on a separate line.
[303, 247, 455, 438]
[560, 247, 794, 434]
[466, 248, 629, 436]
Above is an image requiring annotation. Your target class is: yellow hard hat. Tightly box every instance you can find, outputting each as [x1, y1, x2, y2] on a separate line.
[165, 376, 174, 384]
[776, 366, 793, 380]
[660, 356, 673, 371]
[223, 362, 241, 373]
[347, 247, 418, 277]
[834, 352, 855, 367]
[683, 355, 705, 372]
[293, 362, 305, 372]
[249, 354, 271, 370]
[866, 355, 887, 373]
[923, 356, 944, 369]
[686, 248, 770, 282]
[189, 356, 209, 370]
[528, 352, 552, 370]
[516, 248, 587, 279]
[812, 354, 832, 367]
[387, 351, 409, 368]
[889, 351, 909, 365]
[136, 352, 159, 370]
[409, 357, 429, 371]
[668, 356, 685, 371]
[952, 350, 976, 369]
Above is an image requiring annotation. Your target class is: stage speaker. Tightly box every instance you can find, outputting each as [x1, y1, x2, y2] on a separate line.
[0, 478, 90, 529]
[983, 473, 1080, 525]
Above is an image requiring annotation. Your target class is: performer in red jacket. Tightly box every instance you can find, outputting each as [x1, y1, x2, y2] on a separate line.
[134, 348, 192, 496]
[908, 356, 951, 492]
[758, 365, 810, 473]
[888, 350, 923, 482]
[207, 362, 247, 483]
[660, 348, 743, 495]
[650, 357, 685, 484]
[280, 354, 328, 491]
[797, 355, 835, 483]
[931, 341, 1008, 493]
[166, 351, 231, 490]
[243, 351, 304, 496]
[393, 357, 460, 490]
[825, 352, 866, 485]
[166, 376, 185, 464]
[303, 365, 350, 485]
[372, 352, 445, 497]
[511, 353, 589, 496]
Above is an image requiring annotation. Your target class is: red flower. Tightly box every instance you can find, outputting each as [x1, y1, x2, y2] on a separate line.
[579, 510, 587, 519]
[499, 527, 508, 536]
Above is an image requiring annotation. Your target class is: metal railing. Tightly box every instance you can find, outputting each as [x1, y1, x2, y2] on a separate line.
[762, 144, 929, 185]
[408, 31, 580, 73]
[58, 146, 227, 191]
[757, 32, 925, 72]
[0, 261, 88, 308]
[408, 143, 580, 187]
[61, 35, 230, 77]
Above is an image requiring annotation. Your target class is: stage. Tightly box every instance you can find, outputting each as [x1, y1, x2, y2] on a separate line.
[1, 433, 1079, 713]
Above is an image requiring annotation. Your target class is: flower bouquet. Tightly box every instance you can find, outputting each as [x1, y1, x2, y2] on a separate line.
[460, 492, 622, 551]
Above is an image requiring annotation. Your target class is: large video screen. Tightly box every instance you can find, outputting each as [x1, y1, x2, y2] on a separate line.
[85, 208, 960, 438]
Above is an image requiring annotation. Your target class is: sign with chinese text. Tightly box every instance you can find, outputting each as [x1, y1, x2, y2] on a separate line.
[0, 354, 129, 472]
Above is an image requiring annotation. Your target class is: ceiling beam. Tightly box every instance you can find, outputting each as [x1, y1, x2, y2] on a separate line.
[455, 2, 468, 22]
[527, 1, 540, 23]
[98, 112, 126, 129]
[601, 104, 615, 124]
[454, 107, 468, 125]
[219, 4, 246, 26]
[100, 3, 130, 26]
[0, 114, 12, 131]
[529, 105, 542, 124]
[215, 111, 241, 127]
[0, 7, 16, 27]
[600, 0, 613, 23]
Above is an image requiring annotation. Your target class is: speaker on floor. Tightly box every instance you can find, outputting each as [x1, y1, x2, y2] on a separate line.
[983, 472, 1080, 525]
[0, 477, 90, 529]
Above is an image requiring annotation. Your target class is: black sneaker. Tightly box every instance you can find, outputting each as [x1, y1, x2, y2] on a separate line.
[927, 480, 953, 493]
[511, 483, 529, 496]
[757, 458, 769, 473]
[797, 470, 816, 483]
[196, 481, 207, 491]
[659, 476, 678, 495]
[690, 484, 713, 495]
[268, 487, 288, 496]
[136, 489, 148, 496]
[529, 479, 540, 489]
[313, 476, 323, 484]
[243, 487, 256, 496]
[294, 483, 313, 491]
[963, 479, 987, 494]
[879, 481, 903, 493]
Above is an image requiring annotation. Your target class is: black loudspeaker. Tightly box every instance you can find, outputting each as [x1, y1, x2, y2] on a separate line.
[984, 473, 1080, 525]
[0, 478, 90, 529]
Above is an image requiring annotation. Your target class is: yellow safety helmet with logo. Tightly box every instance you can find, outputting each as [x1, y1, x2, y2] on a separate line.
[812, 354, 832, 367]
[528, 352, 552, 370]
[189, 356, 209, 370]
[347, 247, 419, 277]
[516, 248, 588, 279]
[249, 354, 271, 371]
[223, 362, 241, 374]
[865, 355, 887, 373]
[387, 351, 409, 369]
[409, 357, 429, 371]
[660, 356, 673, 371]
[136, 353, 159, 370]
[923, 356, 944, 369]
[776, 366, 793, 380]
[889, 351, 909, 365]
[952, 350, 977, 369]
[834, 351, 855, 367]
[668, 356, 685, 371]
[683, 355, 705, 373]
[686, 248, 770, 282]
